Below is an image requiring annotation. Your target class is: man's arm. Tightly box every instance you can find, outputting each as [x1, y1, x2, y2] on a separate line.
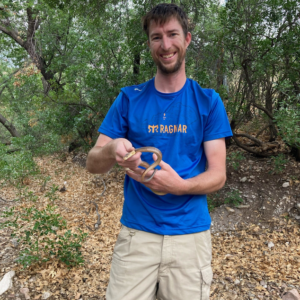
[126, 138, 226, 195]
[86, 134, 142, 174]
[181, 138, 226, 194]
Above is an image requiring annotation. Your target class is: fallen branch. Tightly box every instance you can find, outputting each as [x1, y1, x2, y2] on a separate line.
[91, 201, 101, 229]
[0, 196, 15, 204]
[84, 176, 106, 231]
[233, 134, 273, 157]
[235, 133, 263, 146]
[98, 177, 106, 200]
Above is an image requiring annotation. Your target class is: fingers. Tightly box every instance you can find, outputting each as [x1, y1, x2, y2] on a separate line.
[113, 139, 142, 169]
[125, 151, 142, 162]
[121, 151, 142, 170]
[152, 153, 168, 170]
[126, 167, 155, 182]
[125, 144, 135, 153]
[126, 169, 143, 182]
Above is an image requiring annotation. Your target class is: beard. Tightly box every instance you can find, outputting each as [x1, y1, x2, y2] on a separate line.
[152, 49, 186, 75]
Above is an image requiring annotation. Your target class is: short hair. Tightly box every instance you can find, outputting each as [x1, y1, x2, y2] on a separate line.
[142, 3, 189, 38]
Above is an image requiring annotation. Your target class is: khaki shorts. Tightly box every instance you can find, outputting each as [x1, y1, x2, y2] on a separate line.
[106, 225, 213, 300]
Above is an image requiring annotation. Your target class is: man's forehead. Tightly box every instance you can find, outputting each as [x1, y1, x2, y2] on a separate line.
[149, 17, 183, 33]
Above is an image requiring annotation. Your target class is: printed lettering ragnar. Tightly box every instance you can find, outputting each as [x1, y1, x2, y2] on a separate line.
[148, 124, 187, 134]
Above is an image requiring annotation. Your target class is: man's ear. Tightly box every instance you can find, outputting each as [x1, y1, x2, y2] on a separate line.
[185, 32, 192, 48]
[147, 39, 150, 47]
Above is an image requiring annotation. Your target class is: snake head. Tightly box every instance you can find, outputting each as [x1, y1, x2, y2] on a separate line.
[123, 150, 136, 160]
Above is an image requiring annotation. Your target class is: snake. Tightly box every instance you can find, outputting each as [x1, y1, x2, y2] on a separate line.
[123, 147, 166, 196]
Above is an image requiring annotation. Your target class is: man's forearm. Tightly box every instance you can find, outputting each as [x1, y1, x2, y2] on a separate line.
[86, 141, 116, 174]
[180, 168, 226, 195]
[179, 138, 227, 195]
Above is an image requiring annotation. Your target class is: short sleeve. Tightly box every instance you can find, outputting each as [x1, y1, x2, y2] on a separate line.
[203, 91, 232, 142]
[98, 92, 129, 139]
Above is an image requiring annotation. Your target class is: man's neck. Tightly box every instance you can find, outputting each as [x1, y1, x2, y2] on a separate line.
[154, 63, 187, 93]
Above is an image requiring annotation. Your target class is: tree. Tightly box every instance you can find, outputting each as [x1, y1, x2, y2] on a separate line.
[220, 0, 300, 157]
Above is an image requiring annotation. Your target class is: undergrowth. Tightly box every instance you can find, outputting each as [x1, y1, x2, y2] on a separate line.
[1, 204, 87, 269]
[0, 149, 88, 269]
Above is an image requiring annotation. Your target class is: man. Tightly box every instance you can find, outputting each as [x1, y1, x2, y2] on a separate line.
[86, 3, 232, 300]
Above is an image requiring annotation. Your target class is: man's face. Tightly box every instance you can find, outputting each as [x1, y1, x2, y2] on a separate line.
[147, 17, 191, 75]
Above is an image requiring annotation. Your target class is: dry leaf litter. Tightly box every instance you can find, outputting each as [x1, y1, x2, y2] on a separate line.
[0, 153, 299, 300]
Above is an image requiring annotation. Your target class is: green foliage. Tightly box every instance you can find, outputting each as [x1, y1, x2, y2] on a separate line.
[274, 100, 300, 149]
[1, 0, 299, 157]
[219, 0, 300, 147]
[270, 154, 288, 174]
[55, 229, 87, 267]
[45, 184, 60, 202]
[207, 192, 222, 212]
[0, 205, 87, 268]
[227, 151, 245, 170]
[207, 195, 215, 212]
[224, 189, 243, 207]
[19, 189, 39, 203]
[0, 144, 39, 185]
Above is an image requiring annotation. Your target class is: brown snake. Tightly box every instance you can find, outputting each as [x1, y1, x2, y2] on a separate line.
[123, 147, 166, 196]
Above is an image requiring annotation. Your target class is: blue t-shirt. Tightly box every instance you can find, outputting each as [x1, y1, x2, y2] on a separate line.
[99, 78, 232, 235]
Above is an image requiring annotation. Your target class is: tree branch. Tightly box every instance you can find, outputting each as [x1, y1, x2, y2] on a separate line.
[252, 102, 274, 120]
[45, 94, 102, 116]
[0, 23, 25, 47]
[0, 113, 20, 137]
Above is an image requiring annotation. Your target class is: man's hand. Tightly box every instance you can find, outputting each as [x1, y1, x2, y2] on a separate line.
[125, 154, 186, 196]
[86, 135, 142, 174]
[112, 139, 142, 170]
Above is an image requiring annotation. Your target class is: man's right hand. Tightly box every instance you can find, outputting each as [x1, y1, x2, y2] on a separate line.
[112, 138, 142, 171]
[86, 134, 142, 174]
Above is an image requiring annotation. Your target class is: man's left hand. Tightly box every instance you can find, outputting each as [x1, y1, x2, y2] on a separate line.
[125, 154, 186, 196]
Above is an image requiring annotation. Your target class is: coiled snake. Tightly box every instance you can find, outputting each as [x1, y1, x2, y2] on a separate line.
[123, 147, 166, 196]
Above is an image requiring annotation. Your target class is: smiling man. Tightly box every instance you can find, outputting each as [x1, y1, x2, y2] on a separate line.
[148, 19, 189, 75]
[86, 3, 232, 300]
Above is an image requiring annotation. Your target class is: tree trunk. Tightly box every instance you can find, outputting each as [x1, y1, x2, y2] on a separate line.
[0, 7, 62, 93]
[291, 146, 300, 161]
[133, 53, 140, 85]
[265, 81, 277, 141]
[216, 48, 224, 90]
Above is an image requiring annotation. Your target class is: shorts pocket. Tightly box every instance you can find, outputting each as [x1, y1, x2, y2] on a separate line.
[110, 253, 128, 278]
[113, 226, 137, 260]
[200, 265, 213, 300]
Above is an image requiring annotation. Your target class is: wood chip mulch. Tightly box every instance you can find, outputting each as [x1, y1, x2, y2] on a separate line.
[0, 154, 299, 300]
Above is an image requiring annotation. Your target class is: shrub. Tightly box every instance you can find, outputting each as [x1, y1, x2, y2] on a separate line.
[0, 205, 87, 268]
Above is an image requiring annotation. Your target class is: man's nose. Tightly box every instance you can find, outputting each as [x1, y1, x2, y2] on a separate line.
[161, 36, 171, 50]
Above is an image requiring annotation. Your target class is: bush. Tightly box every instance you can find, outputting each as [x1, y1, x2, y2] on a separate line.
[274, 100, 300, 150]
[0, 143, 39, 185]
[0, 205, 87, 268]
[270, 154, 288, 174]
[224, 189, 243, 207]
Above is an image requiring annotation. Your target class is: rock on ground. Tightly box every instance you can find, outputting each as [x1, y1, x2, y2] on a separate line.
[0, 271, 15, 296]
[282, 289, 300, 300]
